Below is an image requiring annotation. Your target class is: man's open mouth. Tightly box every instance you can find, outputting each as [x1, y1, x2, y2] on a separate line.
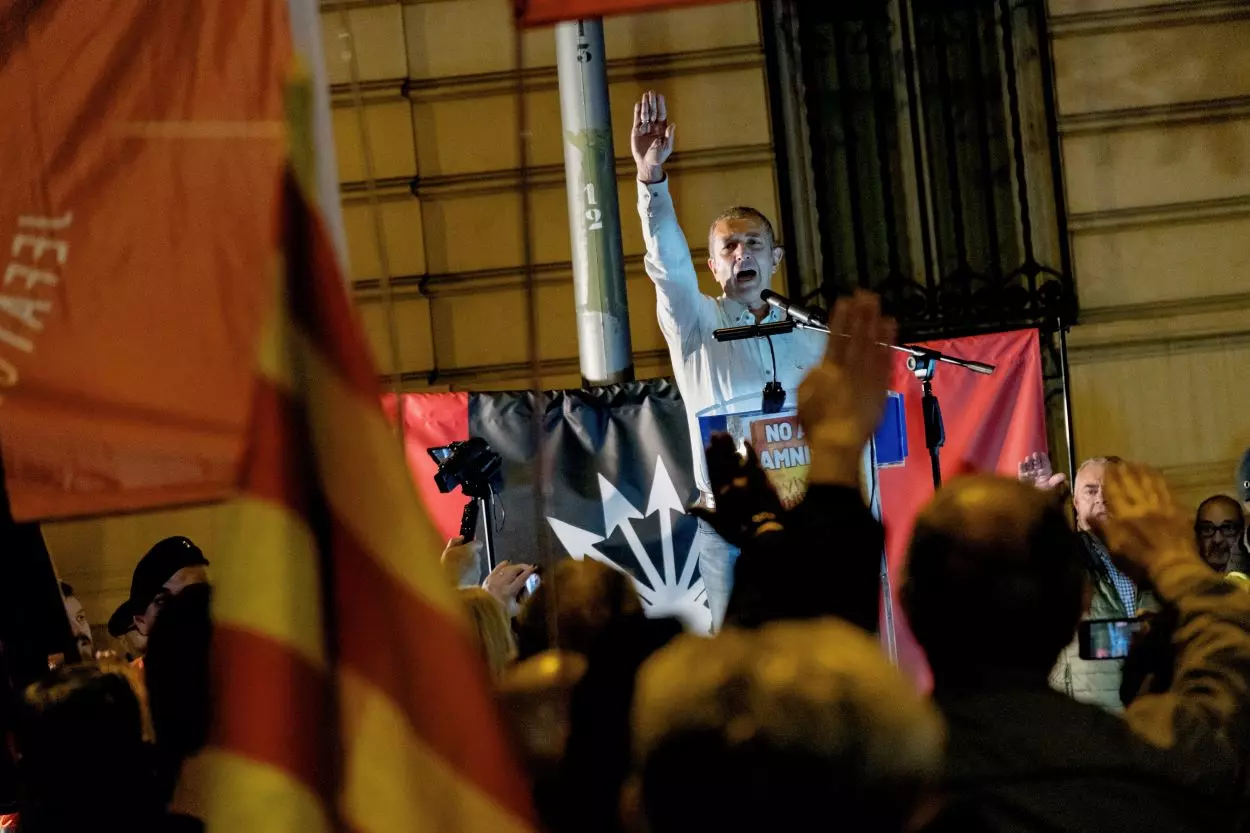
[735, 269, 758, 282]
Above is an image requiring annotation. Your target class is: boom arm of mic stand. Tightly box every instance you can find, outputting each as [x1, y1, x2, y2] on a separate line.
[894, 343, 995, 375]
[717, 316, 995, 376]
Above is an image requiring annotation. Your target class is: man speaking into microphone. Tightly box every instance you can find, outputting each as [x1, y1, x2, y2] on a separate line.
[632, 90, 827, 629]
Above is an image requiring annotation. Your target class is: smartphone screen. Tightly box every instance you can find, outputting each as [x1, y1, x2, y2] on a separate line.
[524, 571, 541, 596]
[1078, 617, 1144, 660]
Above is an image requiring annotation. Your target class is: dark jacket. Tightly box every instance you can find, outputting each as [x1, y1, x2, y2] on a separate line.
[931, 549, 1250, 833]
[725, 484, 884, 633]
[931, 684, 1227, 832]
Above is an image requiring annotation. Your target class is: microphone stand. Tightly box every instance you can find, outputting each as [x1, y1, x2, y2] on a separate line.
[886, 344, 994, 490]
[909, 354, 944, 490]
[712, 320, 799, 413]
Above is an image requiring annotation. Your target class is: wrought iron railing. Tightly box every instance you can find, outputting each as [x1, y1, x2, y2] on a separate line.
[765, 0, 1075, 342]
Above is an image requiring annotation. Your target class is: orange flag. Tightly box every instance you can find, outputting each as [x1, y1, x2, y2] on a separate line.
[196, 170, 536, 832]
[517, 0, 735, 26]
[0, 0, 287, 521]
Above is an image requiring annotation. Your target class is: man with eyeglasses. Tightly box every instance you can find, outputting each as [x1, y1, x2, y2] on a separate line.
[1194, 495, 1247, 574]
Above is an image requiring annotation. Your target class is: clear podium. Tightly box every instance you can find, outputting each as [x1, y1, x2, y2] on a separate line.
[695, 391, 909, 659]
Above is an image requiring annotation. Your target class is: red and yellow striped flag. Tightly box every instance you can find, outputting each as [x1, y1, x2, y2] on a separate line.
[195, 170, 536, 832]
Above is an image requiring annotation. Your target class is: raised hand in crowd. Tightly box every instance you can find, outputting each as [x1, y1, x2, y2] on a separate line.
[631, 90, 674, 184]
[688, 436, 785, 548]
[1088, 459, 1250, 803]
[798, 290, 897, 487]
[440, 535, 482, 587]
[483, 561, 538, 617]
[1018, 451, 1068, 491]
[1096, 462, 1206, 586]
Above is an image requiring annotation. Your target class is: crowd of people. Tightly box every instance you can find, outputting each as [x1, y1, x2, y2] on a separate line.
[7, 85, 1250, 833]
[10, 302, 1250, 833]
[435, 292, 1250, 833]
[22, 231, 1250, 833]
[19, 538, 211, 831]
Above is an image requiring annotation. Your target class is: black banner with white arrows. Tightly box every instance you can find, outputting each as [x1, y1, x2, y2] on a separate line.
[467, 380, 710, 632]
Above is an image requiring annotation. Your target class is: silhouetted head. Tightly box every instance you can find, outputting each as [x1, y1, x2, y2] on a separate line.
[18, 663, 157, 831]
[515, 560, 643, 661]
[902, 476, 1087, 688]
[630, 619, 943, 833]
[144, 582, 212, 767]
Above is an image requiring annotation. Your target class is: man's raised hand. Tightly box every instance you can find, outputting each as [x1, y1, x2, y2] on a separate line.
[632, 90, 674, 184]
[798, 292, 897, 486]
[1097, 462, 1204, 585]
[1018, 452, 1068, 491]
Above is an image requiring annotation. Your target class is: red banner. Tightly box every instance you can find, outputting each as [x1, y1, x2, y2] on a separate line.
[0, 1, 288, 520]
[879, 330, 1048, 688]
[517, 0, 736, 27]
[383, 392, 471, 542]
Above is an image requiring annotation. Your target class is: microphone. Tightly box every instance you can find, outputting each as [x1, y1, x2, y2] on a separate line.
[760, 289, 826, 327]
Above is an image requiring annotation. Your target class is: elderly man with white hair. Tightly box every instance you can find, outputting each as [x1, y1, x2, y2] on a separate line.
[1019, 453, 1158, 711]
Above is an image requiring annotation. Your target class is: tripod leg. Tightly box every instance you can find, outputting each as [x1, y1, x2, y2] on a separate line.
[479, 495, 497, 573]
[921, 381, 945, 489]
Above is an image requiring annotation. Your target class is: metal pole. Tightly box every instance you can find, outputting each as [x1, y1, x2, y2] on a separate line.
[1057, 317, 1078, 482]
[556, 19, 634, 387]
[480, 495, 497, 573]
[922, 380, 943, 490]
[517, 19, 559, 659]
[285, 0, 349, 274]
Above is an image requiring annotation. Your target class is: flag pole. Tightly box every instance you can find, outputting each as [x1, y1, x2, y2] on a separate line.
[515, 17, 559, 649]
[285, 0, 349, 273]
[337, 9, 407, 452]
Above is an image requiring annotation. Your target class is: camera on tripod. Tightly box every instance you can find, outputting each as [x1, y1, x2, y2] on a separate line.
[428, 437, 504, 571]
[428, 437, 503, 499]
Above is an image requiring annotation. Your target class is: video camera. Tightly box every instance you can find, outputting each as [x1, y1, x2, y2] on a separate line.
[427, 437, 503, 500]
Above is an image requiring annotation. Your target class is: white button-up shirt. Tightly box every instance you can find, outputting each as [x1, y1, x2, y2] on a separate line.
[638, 179, 827, 495]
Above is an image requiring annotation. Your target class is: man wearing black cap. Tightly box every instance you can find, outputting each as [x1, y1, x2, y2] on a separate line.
[107, 536, 209, 656]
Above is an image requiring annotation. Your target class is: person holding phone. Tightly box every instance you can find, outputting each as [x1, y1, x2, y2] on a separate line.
[1019, 453, 1158, 712]
[440, 535, 538, 617]
[482, 561, 539, 618]
[908, 463, 1250, 833]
